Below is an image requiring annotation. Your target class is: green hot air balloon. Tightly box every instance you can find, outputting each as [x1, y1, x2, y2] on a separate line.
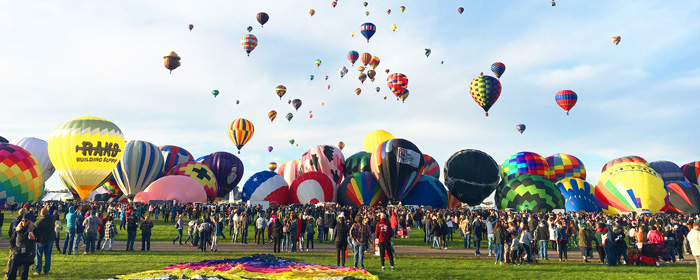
[499, 174, 564, 212]
[212, 90, 220, 98]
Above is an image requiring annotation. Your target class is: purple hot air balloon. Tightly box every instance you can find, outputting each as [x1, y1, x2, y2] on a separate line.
[202, 151, 245, 198]
[159, 145, 194, 175]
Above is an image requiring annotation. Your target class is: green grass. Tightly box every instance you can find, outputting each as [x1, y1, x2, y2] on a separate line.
[1, 249, 695, 280]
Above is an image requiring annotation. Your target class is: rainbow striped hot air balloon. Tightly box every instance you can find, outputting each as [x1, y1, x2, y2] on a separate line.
[47, 116, 125, 200]
[337, 172, 386, 207]
[555, 90, 577, 115]
[496, 151, 552, 205]
[227, 119, 254, 154]
[594, 156, 667, 214]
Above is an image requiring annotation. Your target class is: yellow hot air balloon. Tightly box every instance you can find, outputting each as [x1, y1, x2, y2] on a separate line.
[47, 116, 125, 199]
[227, 118, 254, 154]
[594, 158, 667, 214]
[363, 130, 394, 152]
[391, 24, 397, 31]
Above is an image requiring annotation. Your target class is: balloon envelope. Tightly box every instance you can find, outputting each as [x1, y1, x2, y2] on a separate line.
[491, 62, 506, 78]
[422, 154, 440, 180]
[682, 162, 700, 184]
[201, 151, 244, 198]
[363, 130, 394, 153]
[242, 171, 289, 205]
[469, 75, 501, 116]
[649, 160, 685, 186]
[401, 175, 447, 209]
[555, 90, 578, 115]
[47, 116, 125, 199]
[556, 178, 600, 212]
[166, 162, 218, 202]
[344, 152, 372, 178]
[594, 157, 667, 214]
[497, 151, 552, 205]
[444, 149, 499, 205]
[134, 175, 206, 204]
[360, 22, 376, 42]
[299, 145, 345, 187]
[112, 140, 164, 200]
[545, 153, 586, 183]
[227, 118, 254, 152]
[500, 174, 564, 212]
[0, 143, 45, 203]
[370, 139, 424, 201]
[278, 160, 300, 186]
[10, 137, 55, 182]
[665, 182, 700, 214]
[337, 172, 386, 207]
[158, 145, 194, 176]
[289, 171, 335, 204]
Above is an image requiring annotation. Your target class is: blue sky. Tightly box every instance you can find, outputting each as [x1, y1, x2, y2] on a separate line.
[2, 1, 700, 203]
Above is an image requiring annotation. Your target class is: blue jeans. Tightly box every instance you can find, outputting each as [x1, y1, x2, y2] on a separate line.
[142, 233, 151, 250]
[101, 238, 113, 250]
[523, 245, 532, 263]
[447, 227, 454, 241]
[173, 229, 183, 244]
[464, 233, 471, 248]
[63, 227, 76, 255]
[432, 236, 441, 248]
[488, 234, 495, 255]
[85, 232, 97, 253]
[494, 244, 504, 263]
[539, 240, 549, 259]
[73, 231, 83, 252]
[353, 243, 367, 268]
[35, 241, 53, 273]
[283, 233, 290, 251]
[126, 231, 136, 250]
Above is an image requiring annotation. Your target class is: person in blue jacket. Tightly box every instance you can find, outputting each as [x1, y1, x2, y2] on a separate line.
[62, 206, 78, 255]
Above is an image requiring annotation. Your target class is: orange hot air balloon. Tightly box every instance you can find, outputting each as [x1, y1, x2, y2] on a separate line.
[309, 9, 315, 16]
[368, 56, 380, 69]
[360, 53, 372, 66]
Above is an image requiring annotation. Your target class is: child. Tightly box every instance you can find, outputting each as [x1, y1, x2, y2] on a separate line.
[510, 232, 521, 265]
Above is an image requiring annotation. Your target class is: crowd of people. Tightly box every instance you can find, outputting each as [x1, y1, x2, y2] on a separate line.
[4, 200, 700, 280]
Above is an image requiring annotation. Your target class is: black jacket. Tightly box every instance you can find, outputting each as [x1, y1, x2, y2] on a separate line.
[34, 215, 55, 244]
[494, 226, 507, 244]
[333, 222, 349, 242]
[535, 223, 550, 241]
[10, 227, 36, 264]
[271, 219, 283, 238]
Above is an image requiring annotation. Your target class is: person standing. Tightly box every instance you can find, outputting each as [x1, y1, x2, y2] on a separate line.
[82, 211, 102, 254]
[101, 217, 117, 251]
[255, 214, 266, 244]
[199, 217, 212, 252]
[173, 215, 184, 245]
[271, 215, 283, 253]
[33, 209, 55, 275]
[535, 219, 550, 260]
[473, 216, 484, 256]
[486, 215, 497, 256]
[306, 217, 315, 251]
[494, 221, 506, 265]
[686, 222, 700, 279]
[239, 212, 249, 244]
[62, 206, 78, 255]
[579, 223, 593, 263]
[459, 216, 470, 248]
[290, 214, 300, 253]
[53, 218, 62, 254]
[140, 216, 154, 251]
[125, 212, 138, 251]
[375, 213, 395, 271]
[555, 222, 568, 261]
[7, 214, 36, 280]
[72, 209, 85, 254]
[333, 216, 349, 266]
[211, 216, 222, 252]
[350, 216, 371, 269]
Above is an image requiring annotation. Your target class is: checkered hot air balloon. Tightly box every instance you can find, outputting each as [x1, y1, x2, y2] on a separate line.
[241, 34, 258, 56]
[496, 151, 552, 205]
[555, 90, 577, 115]
[545, 153, 586, 183]
[491, 62, 506, 78]
[0, 144, 44, 203]
[227, 119, 254, 154]
[469, 75, 501, 116]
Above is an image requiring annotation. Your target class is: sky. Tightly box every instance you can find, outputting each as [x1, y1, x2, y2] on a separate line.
[2, 0, 700, 203]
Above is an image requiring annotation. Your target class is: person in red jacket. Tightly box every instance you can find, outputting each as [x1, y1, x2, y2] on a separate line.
[375, 213, 395, 271]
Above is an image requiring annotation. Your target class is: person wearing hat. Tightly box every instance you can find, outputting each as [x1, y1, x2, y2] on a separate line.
[6, 213, 36, 280]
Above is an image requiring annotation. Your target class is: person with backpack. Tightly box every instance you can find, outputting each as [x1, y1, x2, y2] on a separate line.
[198, 217, 212, 252]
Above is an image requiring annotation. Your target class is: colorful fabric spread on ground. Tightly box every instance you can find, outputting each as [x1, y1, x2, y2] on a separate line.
[117, 254, 378, 280]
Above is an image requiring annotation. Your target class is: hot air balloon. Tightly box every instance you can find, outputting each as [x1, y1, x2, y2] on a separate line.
[167, 162, 218, 202]
[363, 2, 368, 7]
[400, 6, 405, 12]
[387, 9, 391, 14]
[367, 70, 376, 82]
[279, 159, 300, 186]
[188, 24, 194, 31]
[601, 156, 647, 173]
[360, 22, 376, 42]
[358, 72, 367, 84]
[368, 56, 380, 69]
[0, 144, 45, 203]
[100, 176, 122, 197]
[315, 59, 322, 67]
[289, 171, 335, 204]
[344, 152, 372, 177]
[112, 140, 164, 200]
[555, 90, 577, 115]
[339, 67, 348, 78]
[163, 51, 181, 74]
[337, 171, 386, 207]
[391, 24, 397, 31]
[516, 124, 526, 134]
[309, 75, 314, 81]
[211, 90, 219, 98]
[499, 174, 564, 212]
[242, 171, 289, 205]
[358, 66, 366, 72]
[665, 182, 700, 214]
[267, 146, 273, 153]
[0, 136, 7, 143]
[366, 11, 370, 16]
[158, 145, 194, 175]
[324, 75, 329, 80]
[289, 139, 295, 145]
[299, 145, 346, 187]
[351, 32, 354, 37]
[337, 141, 345, 151]
[327, 85, 331, 90]
[195, 155, 208, 163]
[458, 7, 464, 14]
[268, 162, 278, 172]
[594, 157, 667, 214]
[545, 153, 586, 183]
[256, 12, 269, 27]
[497, 151, 552, 205]
[201, 151, 244, 198]
[469, 74, 501, 116]
[370, 138, 424, 202]
[135, 175, 206, 204]
[649, 160, 685, 186]
[491, 62, 506, 78]
[236, 100, 240, 105]
[332, 1, 337, 8]
[363, 130, 393, 153]
[241, 34, 258, 56]
[375, 87, 380, 92]
[444, 149, 499, 205]
[348, 51, 359, 66]
[247, 26, 253, 32]
[309, 9, 315, 16]
[387, 73, 408, 98]
[227, 118, 254, 154]
[398, 89, 409, 103]
[612, 36, 621, 45]
[275, 85, 286, 99]
[682, 162, 700, 184]
[292, 99, 302, 111]
[424, 48, 431, 57]
[383, 96, 387, 99]
[422, 154, 440, 180]
[286, 113, 293, 121]
[355, 88, 362, 96]
[385, 69, 390, 74]
[402, 175, 448, 209]
[10, 137, 55, 182]
[556, 178, 600, 212]
[359, 53, 371, 66]
[552, 1, 556, 6]
[268, 110, 277, 122]
[47, 116, 125, 200]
